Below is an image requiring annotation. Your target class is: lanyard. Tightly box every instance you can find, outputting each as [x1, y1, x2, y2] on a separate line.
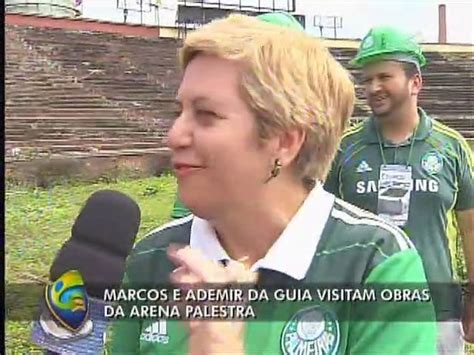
[375, 122, 419, 166]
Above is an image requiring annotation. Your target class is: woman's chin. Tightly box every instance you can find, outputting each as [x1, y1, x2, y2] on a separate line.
[177, 193, 208, 219]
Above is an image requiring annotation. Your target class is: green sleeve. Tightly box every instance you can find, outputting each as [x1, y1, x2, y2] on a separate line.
[348, 249, 437, 354]
[454, 138, 474, 211]
[324, 151, 342, 198]
[106, 272, 142, 354]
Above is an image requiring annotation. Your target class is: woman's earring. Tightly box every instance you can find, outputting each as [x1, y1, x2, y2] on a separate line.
[265, 158, 282, 183]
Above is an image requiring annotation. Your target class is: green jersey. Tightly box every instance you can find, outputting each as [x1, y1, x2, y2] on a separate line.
[170, 194, 191, 219]
[324, 108, 474, 319]
[107, 185, 436, 354]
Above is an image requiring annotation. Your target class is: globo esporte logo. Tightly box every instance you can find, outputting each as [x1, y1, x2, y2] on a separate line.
[43, 270, 92, 337]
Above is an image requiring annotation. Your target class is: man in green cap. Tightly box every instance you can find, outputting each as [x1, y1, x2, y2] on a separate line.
[170, 11, 304, 220]
[325, 26, 474, 354]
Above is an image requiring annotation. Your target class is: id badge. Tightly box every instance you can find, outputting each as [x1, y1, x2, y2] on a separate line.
[377, 164, 413, 227]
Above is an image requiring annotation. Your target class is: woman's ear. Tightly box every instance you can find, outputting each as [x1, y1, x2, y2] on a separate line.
[275, 127, 306, 167]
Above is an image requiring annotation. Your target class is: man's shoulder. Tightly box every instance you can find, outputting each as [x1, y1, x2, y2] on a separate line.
[340, 120, 368, 144]
[325, 198, 414, 255]
[429, 118, 472, 156]
[334, 120, 371, 158]
[131, 215, 193, 259]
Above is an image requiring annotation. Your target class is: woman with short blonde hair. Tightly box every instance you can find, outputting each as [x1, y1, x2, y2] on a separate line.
[108, 13, 436, 354]
[180, 14, 354, 187]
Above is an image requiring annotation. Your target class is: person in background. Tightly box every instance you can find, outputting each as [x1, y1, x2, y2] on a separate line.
[108, 14, 437, 354]
[324, 26, 474, 354]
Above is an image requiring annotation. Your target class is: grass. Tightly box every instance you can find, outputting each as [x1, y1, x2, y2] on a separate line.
[5, 174, 178, 352]
[5, 174, 473, 353]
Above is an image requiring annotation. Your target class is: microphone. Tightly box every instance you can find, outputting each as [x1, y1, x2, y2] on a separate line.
[31, 190, 141, 354]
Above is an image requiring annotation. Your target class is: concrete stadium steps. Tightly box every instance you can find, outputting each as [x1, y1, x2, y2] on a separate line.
[10, 25, 472, 125]
[7, 141, 163, 154]
[417, 100, 472, 111]
[8, 151, 169, 165]
[5, 120, 166, 134]
[5, 26, 171, 169]
[5, 128, 163, 139]
[5, 116, 169, 134]
[5, 24, 473, 182]
[436, 118, 474, 129]
[10, 25, 178, 124]
[5, 138, 170, 166]
[434, 117, 474, 137]
[5, 129, 167, 162]
[6, 101, 119, 109]
[6, 136, 160, 146]
[5, 107, 129, 116]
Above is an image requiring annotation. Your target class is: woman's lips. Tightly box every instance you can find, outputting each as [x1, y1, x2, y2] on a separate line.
[173, 163, 204, 178]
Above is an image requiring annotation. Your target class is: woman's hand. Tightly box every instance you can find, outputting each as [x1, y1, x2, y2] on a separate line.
[167, 244, 257, 355]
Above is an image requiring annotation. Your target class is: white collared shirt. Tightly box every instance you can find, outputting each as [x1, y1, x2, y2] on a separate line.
[189, 183, 335, 280]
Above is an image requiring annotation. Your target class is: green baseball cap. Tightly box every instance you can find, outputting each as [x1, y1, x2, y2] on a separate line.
[351, 26, 426, 68]
[257, 12, 304, 31]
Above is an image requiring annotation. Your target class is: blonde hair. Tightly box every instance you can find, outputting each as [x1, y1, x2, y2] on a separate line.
[179, 14, 355, 185]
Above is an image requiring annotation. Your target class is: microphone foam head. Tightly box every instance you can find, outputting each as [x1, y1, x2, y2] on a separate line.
[49, 190, 141, 298]
[71, 189, 140, 256]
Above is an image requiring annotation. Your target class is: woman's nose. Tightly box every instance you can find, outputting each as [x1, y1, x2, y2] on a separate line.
[167, 113, 193, 150]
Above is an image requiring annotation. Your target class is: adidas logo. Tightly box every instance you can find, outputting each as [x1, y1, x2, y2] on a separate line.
[140, 320, 169, 344]
[356, 160, 373, 173]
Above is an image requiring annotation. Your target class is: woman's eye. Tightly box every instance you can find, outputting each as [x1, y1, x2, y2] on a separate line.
[196, 110, 216, 117]
[194, 109, 219, 126]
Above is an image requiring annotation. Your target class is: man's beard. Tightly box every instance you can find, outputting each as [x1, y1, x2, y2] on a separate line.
[369, 90, 410, 120]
